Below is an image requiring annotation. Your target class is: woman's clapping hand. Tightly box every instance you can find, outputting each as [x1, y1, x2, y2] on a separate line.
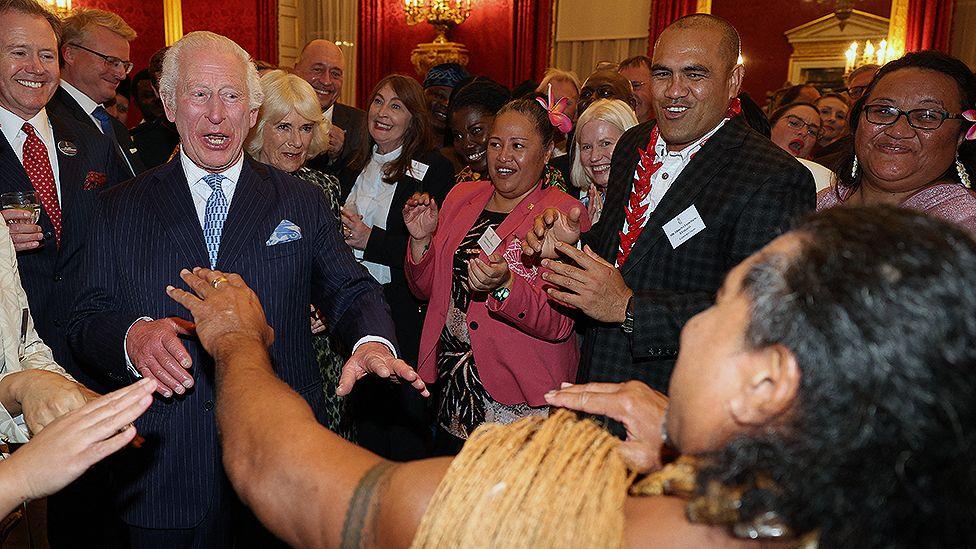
[403, 192, 439, 241]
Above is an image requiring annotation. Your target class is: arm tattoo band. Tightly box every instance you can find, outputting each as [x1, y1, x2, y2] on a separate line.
[339, 461, 398, 549]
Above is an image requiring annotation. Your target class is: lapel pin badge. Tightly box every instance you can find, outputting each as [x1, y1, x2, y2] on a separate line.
[57, 141, 78, 156]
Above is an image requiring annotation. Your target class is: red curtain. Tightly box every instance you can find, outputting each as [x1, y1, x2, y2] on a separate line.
[357, 1, 387, 109]
[647, 0, 698, 54]
[256, 0, 278, 64]
[511, 0, 554, 85]
[904, 0, 954, 53]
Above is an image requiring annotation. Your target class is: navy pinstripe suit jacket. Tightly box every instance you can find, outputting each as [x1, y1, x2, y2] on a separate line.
[0, 111, 126, 393]
[67, 155, 397, 529]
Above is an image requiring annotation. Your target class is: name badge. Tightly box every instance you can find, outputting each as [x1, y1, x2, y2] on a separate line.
[57, 140, 78, 156]
[662, 205, 706, 249]
[478, 226, 502, 255]
[408, 159, 429, 181]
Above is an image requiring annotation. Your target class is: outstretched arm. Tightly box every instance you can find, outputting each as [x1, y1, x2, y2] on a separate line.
[167, 268, 448, 548]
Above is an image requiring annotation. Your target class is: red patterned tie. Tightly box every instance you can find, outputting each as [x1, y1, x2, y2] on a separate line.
[21, 123, 61, 246]
[616, 128, 662, 266]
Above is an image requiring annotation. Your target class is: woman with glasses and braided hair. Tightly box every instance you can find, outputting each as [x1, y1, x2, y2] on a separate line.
[818, 51, 976, 231]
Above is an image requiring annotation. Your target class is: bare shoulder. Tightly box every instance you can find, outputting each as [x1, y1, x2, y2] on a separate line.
[625, 495, 784, 549]
[374, 457, 454, 548]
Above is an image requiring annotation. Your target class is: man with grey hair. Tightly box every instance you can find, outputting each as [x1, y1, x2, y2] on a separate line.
[69, 31, 420, 547]
[293, 39, 365, 176]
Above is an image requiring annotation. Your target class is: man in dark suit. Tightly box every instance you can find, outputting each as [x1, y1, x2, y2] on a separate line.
[526, 14, 814, 395]
[0, 1, 130, 546]
[293, 39, 366, 175]
[68, 31, 426, 548]
[46, 7, 145, 178]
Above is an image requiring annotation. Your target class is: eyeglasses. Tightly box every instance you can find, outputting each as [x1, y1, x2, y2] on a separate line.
[783, 114, 820, 138]
[862, 104, 965, 131]
[846, 85, 867, 101]
[67, 43, 134, 75]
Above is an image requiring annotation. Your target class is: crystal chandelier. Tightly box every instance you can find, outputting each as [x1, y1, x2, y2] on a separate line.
[42, 0, 72, 17]
[404, 1, 472, 43]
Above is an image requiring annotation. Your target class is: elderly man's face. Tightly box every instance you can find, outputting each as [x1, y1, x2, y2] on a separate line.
[293, 42, 344, 110]
[0, 11, 59, 120]
[650, 26, 743, 151]
[165, 49, 257, 172]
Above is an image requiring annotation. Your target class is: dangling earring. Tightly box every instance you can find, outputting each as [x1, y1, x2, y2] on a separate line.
[957, 153, 971, 189]
[851, 155, 859, 180]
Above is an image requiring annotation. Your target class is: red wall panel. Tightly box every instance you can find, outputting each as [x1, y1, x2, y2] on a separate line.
[710, 0, 891, 104]
[362, 0, 516, 97]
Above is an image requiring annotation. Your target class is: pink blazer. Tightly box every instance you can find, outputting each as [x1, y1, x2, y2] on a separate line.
[405, 180, 591, 406]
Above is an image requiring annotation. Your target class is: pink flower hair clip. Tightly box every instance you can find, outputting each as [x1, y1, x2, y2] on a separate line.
[962, 109, 976, 141]
[536, 84, 574, 134]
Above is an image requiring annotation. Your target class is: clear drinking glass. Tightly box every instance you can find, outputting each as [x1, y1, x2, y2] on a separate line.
[1, 191, 41, 224]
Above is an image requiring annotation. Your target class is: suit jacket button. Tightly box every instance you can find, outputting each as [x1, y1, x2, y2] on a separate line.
[204, 400, 215, 411]
[469, 321, 478, 330]
[53, 274, 62, 282]
[517, 312, 525, 319]
[44, 231, 53, 239]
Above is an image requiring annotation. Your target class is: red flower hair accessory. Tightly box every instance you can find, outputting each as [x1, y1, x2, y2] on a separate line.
[535, 84, 574, 134]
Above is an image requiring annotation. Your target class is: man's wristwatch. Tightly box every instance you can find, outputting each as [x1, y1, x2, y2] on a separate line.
[492, 286, 511, 303]
[621, 296, 635, 334]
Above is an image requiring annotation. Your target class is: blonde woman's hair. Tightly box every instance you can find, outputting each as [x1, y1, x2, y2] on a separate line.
[158, 31, 263, 113]
[412, 410, 634, 549]
[570, 99, 638, 189]
[61, 7, 136, 44]
[536, 68, 581, 95]
[245, 70, 330, 162]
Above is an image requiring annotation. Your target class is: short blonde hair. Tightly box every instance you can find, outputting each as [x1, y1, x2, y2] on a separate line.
[536, 68, 580, 95]
[61, 7, 136, 44]
[246, 70, 330, 161]
[159, 31, 263, 113]
[570, 99, 638, 189]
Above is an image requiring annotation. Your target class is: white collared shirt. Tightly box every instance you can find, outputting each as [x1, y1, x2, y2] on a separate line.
[346, 145, 402, 285]
[0, 105, 63, 201]
[619, 118, 728, 239]
[60, 81, 102, 130]
[180, 148, 244, 228]
[323, 104, 335, 124]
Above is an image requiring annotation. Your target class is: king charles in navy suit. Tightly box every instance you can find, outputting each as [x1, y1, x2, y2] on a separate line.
[68, 31, 426, 548]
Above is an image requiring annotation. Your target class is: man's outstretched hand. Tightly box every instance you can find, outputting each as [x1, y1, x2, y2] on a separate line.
[337, 342, 429, 398]
[165, 268, 275, 359]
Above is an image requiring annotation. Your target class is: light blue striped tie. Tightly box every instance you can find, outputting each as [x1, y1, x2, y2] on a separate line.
[203, 173, 228, 268]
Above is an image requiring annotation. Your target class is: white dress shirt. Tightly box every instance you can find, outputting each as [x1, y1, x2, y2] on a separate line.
[0, 105, 63, 201]
[618, 118, 728, 254]
[346, 145, 402, 285]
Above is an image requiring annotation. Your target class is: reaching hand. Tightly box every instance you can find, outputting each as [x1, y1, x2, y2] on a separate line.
[310, 305, 326, 334]
[544, 380, 668, 474]
[166, 268, 275, 359]
[542, 243, 633, 323]
[1, 378, 154, 505]
[326, 124, 346, 159]
[523, 206, 583, 259]
[336, 342, 429, 398]
[14, 371, 97, 435]
[125, 317, 195, 398]
[467, 253, 511, 293]
[402, 192, 439, 241]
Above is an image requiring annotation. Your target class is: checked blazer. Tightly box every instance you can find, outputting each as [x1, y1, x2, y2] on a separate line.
[67, 156, 397, 530]
[578, 117, 815, 393]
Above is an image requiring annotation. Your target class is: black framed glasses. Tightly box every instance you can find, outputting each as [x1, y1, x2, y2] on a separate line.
[863, 104, 964, 131]
[846, 85, 867, 101]
[67, 43, 134, 75]
[783, 114, 821, 138]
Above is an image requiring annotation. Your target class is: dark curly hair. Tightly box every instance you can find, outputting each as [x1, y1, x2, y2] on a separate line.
[696, 205, 976, 547]
[447, 77, 511, 122]
[836, 51, 976, 191]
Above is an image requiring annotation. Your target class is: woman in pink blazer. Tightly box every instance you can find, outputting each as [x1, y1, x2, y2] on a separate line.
[404, 99, 590, 454]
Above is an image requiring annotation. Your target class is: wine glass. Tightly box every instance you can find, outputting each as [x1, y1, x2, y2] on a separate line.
[1, 191, 40, 224]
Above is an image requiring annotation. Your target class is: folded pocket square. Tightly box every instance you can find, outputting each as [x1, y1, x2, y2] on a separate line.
[267, 220, 302, 246]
